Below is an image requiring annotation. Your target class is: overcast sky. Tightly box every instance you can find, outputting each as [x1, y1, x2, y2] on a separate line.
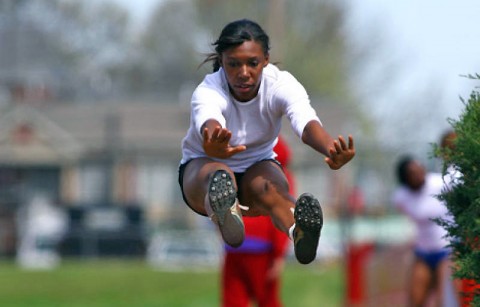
[343, 0, 480, 157]
[347, 0, 480, 115]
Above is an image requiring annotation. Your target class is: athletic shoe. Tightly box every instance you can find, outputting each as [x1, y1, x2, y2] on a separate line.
[293, 193, 323, 264]
[206, 170, 245, 247]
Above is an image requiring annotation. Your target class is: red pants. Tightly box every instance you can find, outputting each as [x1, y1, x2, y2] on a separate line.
[222, 253, 282, 307]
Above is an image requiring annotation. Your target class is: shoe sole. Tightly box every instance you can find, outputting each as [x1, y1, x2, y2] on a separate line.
[294, 193, 323, 264]
[208, 170, 244, 247]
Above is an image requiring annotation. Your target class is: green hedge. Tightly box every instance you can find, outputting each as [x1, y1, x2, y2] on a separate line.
[436, 74, 480, 305]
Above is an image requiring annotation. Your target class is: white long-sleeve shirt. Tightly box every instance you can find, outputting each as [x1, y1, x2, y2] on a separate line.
[180, 64, 321, 172]
[392, 173, 450, 252]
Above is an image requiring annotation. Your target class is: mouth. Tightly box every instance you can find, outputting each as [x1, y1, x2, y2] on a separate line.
[234, 84, 254, 91]
[233, 84, 256, 97]
[230, 83, 258, 101]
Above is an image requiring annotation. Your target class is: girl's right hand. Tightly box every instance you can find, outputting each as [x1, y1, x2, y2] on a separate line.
[203, 126, 246, 159]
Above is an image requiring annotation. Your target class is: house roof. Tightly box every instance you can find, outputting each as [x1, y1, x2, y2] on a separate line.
[0, 103, 189, 164]
[43, 103, 190, 156]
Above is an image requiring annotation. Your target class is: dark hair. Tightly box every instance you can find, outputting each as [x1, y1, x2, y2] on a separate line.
[201, 19, 270, 72]
[396, 155, 414, 185]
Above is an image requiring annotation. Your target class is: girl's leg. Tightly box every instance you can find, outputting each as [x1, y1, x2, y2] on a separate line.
[182, 158, 232, 214]
[239, 160, 295, 231]
[240, 160, 323, 264]
[182, 158, 244, 247]
[434, 258, 452, 307]
[409, 259, 433, 307]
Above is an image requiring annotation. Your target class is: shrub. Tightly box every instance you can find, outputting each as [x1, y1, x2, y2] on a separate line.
[436, 73, 480, 305]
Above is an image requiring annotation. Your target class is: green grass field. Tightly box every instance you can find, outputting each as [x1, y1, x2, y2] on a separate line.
[0, 259, 344, 307]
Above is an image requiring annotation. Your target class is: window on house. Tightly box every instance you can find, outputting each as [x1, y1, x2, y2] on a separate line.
[78, 164, 108, 204]
[136, 162, 175, 207]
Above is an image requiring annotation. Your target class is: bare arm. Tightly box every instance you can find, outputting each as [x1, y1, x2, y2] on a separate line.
[201, 119, 246, 159]
[301, 120, 355, 170]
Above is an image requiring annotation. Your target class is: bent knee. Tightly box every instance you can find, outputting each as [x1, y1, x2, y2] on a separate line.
[246, 178, 290, 204]
[248, 177, 276, 194]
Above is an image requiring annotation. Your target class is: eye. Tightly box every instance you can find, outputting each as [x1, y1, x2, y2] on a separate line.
[227, 61, 240, 68]
[248, 60, 259, 67]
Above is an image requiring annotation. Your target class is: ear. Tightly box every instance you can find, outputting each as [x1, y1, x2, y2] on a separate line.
[264, 53, 270, 67]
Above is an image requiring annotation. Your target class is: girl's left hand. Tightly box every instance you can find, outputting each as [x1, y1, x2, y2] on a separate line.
[325, 135, 355, 170]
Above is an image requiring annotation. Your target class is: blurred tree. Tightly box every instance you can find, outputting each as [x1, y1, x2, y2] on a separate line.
[129, 0, 206, 102]
[282, 1, 350, 101]
[0, 0, 131, 102]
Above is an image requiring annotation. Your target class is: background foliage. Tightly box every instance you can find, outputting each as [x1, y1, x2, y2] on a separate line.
[437, 73, 480, 305]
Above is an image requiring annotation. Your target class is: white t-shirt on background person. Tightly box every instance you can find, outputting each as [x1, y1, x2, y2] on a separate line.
[392, 173, 450, 252]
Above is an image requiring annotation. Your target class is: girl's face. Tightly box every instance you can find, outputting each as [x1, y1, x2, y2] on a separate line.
[220, 40, 269, 102]
[406, 160, 426, 191]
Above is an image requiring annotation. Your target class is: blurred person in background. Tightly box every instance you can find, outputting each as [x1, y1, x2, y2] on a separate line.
[178, 18, 355, 266]
[439, 129, 460, 186]
[393, 155, 455, 307]
[221, 136, 293, 307]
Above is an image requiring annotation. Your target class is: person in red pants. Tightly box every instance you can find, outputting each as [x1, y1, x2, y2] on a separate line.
[221, 135, 294, 307]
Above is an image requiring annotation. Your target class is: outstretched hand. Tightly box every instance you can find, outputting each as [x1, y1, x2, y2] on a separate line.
[325, 135, 355, 170]
[203, 126, 246, 159]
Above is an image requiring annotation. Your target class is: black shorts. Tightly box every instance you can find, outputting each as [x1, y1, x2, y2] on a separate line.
[178, 158, 283, 216]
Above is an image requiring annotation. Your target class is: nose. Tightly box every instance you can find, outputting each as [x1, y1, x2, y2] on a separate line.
[238, 65, 249, 79]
